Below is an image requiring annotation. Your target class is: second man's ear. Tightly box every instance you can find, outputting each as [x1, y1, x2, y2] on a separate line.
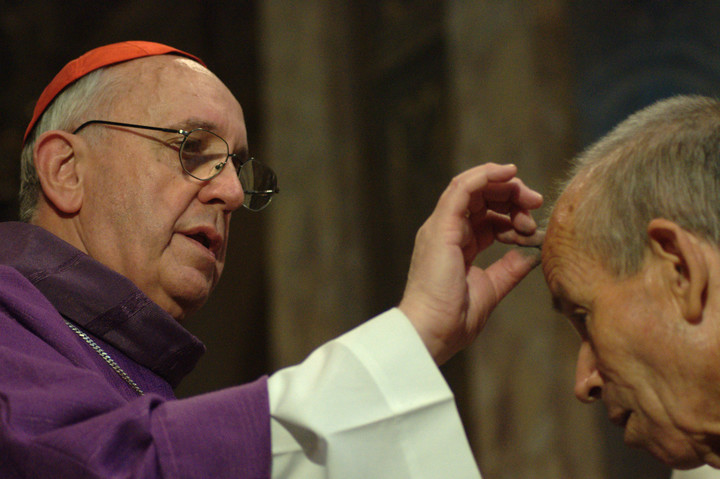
[33, 130, 84, 215]
[647, 218, 708, 323]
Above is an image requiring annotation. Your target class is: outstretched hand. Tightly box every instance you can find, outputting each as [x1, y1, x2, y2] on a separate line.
[399, 163, 544, 365]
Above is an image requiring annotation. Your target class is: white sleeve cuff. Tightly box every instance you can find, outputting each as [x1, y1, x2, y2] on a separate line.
[268, 308, 482, 479]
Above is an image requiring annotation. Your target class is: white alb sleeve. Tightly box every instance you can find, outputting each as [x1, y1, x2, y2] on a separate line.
[672, 467, 720, 479]
[268, 308, 482, 478]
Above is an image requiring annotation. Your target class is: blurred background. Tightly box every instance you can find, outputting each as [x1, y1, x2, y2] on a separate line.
[3, 1, 720, 477]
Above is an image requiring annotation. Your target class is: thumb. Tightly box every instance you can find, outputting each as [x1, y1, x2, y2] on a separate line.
[483, 247, 542, 302]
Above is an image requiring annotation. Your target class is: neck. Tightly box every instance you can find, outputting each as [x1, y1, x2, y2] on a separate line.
[31, 203, 88, 255]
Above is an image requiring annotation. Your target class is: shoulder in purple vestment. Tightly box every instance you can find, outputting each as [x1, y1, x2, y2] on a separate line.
[0, 223, 271, 478]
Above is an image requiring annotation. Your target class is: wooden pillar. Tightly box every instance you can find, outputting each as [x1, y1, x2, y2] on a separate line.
[258, 0, 370, 368]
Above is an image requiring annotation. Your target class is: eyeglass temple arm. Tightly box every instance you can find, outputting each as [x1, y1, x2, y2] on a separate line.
[73, 120, 181, 135]
[245, 189, 279, 195]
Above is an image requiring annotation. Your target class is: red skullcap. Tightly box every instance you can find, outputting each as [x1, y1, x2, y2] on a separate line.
[23, 41, 206, 144]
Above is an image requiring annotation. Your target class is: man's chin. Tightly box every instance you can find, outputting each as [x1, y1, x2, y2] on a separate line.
[622, 421, 703, 469]
[642, 438, 704, 470]
[156, 279, 214, 320]
[168, 293, 210, 321]
[169, 267, 219, 315]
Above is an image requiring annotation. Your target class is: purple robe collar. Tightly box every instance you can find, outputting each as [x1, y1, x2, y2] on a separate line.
[0, 221, 205, 388]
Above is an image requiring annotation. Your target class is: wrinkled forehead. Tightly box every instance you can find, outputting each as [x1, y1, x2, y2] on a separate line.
[541, 187, 587, 282]
[106, 56, 245, 138]
[544, 171, 596, 247]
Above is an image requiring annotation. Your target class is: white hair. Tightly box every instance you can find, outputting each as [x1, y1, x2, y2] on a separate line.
[19, 67, 121, 222]
[555, 95, 720, 276]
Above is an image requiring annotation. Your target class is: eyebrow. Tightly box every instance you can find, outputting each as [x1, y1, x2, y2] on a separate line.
[171, 118, 220, 132]
[173, 117, 250, 158]
[549, 283, 570, 314]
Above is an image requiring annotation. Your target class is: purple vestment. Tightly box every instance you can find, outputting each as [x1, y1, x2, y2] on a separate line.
[0, 222, 271, 478]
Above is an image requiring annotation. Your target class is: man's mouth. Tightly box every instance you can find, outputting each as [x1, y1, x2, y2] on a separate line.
[610, 410, 632, 428]
[180, 227, 222, 257]
[620, 411, 631, 428]
[187, 232, 211, 250]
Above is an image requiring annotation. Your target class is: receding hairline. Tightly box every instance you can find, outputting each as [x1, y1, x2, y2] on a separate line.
[102, 54, 215, 92]
[83, 55, 229, 125]
[546, 95, 720, 277]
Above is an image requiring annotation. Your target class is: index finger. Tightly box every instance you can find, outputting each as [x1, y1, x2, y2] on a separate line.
[470, 178, 543, 216]
[435, 163, 522, 219]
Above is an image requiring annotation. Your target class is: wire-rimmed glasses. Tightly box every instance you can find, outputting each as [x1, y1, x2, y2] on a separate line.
[72, 120, 278, 211]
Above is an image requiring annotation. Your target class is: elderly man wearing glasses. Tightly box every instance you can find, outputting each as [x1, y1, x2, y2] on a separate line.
[0, 41, 543, 478]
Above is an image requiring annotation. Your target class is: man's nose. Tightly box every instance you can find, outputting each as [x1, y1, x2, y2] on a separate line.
[574, 341, 603, 403]
[199, 162, 244, 211]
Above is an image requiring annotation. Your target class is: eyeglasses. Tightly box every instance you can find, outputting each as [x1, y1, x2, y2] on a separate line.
[72, 120, 279, 211]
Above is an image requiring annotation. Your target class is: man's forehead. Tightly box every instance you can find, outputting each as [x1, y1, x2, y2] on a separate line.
[544, 239, 592, 315]
[108, 57, 244, 129]
[111, 55, 212, 88]
[543, 193, 580, 263]
[543, 195, 592, 290]
[542, 209, 620, 322]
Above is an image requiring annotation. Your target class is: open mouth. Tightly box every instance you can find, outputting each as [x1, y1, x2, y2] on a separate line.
[609, 408, 632, 429]
[613, 410, 631, 428]
[180, 226, 222, 257]
[186, 232, 211, 250]
[620, 411, 631, 428]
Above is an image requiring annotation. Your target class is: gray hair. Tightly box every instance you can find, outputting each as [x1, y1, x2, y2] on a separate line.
[19, 67, 120, 222]
[557, 94, 720, 277]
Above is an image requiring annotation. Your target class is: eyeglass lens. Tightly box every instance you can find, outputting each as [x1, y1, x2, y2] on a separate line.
[180, 129, 277, 211]
[239, 159, 278, 211]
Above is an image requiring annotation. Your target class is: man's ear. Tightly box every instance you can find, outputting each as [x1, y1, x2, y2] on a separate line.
[33, 130, 84, 215]
[647, 218, 708, 323]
